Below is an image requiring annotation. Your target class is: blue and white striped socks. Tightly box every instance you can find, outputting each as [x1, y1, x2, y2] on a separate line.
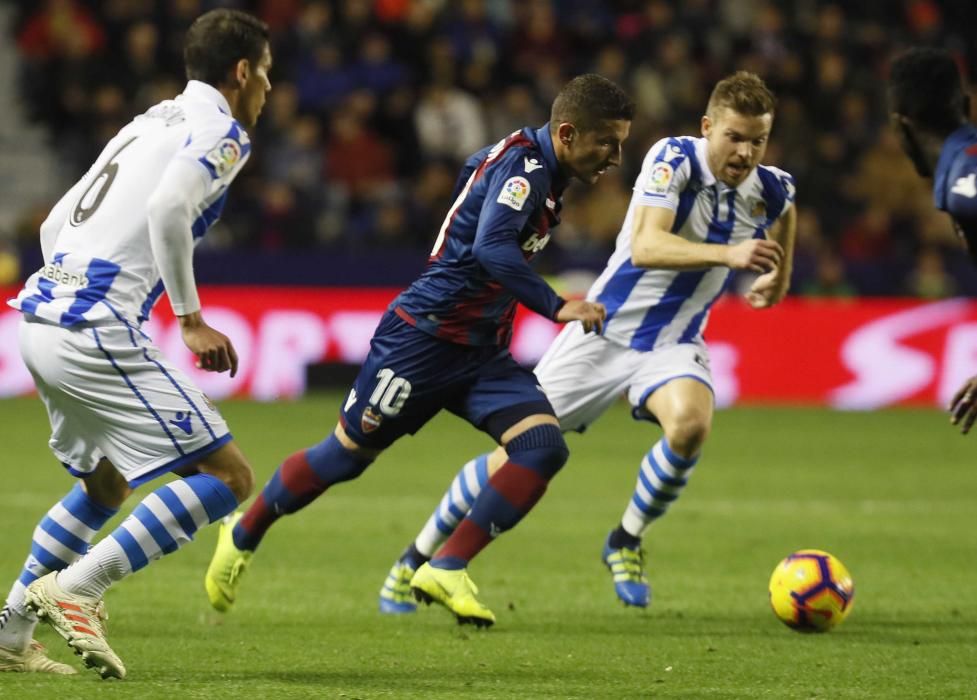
[57, 474, 237, 600]
[412, 454, 491, 560]
[0, 484, 117, 650]
[621, 438, 698, 537]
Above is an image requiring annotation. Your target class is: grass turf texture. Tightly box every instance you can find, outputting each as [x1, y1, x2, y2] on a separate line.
[1, 395, 975, 699]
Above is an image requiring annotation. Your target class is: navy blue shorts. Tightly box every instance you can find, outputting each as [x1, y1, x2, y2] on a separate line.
[338, 310, 554, 448]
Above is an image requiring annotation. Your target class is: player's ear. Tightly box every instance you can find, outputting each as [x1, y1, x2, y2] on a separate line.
[700, 114, 712, 137]
[234, 58, 250, 89]
[556, 122, 575, 146]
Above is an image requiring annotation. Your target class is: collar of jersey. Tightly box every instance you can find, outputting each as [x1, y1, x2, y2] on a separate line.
[181, 80, 234, 118]
[933, 123, 977, 210]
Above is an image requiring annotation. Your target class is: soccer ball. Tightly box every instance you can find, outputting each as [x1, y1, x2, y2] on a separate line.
[768, 549, 855, 632]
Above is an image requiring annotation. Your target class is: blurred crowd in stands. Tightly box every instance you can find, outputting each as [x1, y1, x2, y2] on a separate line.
[5, 0, 977, 296]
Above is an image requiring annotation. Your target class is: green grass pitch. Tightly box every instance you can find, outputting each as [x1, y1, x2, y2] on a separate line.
[1, 394, 975, 698]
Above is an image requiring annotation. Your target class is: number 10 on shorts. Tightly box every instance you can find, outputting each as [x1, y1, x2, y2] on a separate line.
[369, 368, 412, 417]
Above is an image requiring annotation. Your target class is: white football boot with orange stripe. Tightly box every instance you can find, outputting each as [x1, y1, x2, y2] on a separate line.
[24, 572, 125, 679]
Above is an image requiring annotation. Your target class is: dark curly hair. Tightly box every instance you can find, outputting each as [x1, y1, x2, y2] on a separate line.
[889, 47, 967, 133]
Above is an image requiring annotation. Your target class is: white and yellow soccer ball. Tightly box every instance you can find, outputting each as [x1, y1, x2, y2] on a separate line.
[769, 549, 855, 632]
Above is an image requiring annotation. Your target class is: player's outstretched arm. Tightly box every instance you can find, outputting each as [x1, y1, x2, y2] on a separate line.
[745, 204, 796, 309]
[473, 220, 568, 324]
[630, 204, 783, 272]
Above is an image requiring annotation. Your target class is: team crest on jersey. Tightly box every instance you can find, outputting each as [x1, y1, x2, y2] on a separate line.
[204, 138, 241, 177]
[643, 162, 673, 195]
[361, 406, 383, 433]
[497, 176, 531, 211]
[749, 199, 767, 219]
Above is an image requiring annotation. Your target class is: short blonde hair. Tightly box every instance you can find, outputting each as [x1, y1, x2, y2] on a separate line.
[706, 71, 776, 119]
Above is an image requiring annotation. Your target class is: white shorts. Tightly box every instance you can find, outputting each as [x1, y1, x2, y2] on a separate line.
[534, 323, 713, 432]
[19, 318, 230, 486]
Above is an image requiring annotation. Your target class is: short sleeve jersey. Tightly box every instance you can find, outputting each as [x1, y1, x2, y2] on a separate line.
[588, 136, 796, 351]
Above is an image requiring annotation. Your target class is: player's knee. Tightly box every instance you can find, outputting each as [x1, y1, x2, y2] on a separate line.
[504, 424, 568, 479]
[306, 433, 374, 484]
[198, 443, 255, 503]
[232, 463, 255, 502]
[216, 460, 254, 503]
[663, 409, 711, 457]
[487, 445, 508, 474]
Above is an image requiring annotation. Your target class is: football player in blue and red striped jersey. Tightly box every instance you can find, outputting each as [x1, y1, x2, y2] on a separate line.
[205, 74, 634, 626]
[889, 48, 977, 432]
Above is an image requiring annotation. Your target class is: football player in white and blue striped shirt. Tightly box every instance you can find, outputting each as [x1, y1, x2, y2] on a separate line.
[379, 72, 796, 613]
[0, 10, 270, 678]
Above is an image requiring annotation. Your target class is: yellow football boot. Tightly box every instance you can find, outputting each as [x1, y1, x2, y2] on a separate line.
[410, 563, 495, 627]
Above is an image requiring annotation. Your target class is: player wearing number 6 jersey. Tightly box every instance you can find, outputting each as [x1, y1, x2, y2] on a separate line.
[0, 10, 271, 679]
[205, 74, 634, 627]
[378, 71, 797, 613]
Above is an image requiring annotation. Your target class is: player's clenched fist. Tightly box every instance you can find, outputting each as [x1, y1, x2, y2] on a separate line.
[557, 299, 607, 334]
[725, 238, 784, 273]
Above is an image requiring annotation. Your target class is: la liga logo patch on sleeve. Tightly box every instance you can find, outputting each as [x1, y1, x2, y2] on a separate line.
[497, 176, 531, 211]
[204, 138, 242, 178]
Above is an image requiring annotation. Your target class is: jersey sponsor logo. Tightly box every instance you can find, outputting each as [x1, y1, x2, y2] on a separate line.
[497, 176, 531, 211]
[521, 231, 551, 254]
[643, 162, 674, 195]
[524, 157, 543, 173]
[203, 138, 242, 178]
[952, 173, 977, 198]
[39, 263, 88, 288]
[361, 405, 383, 433]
